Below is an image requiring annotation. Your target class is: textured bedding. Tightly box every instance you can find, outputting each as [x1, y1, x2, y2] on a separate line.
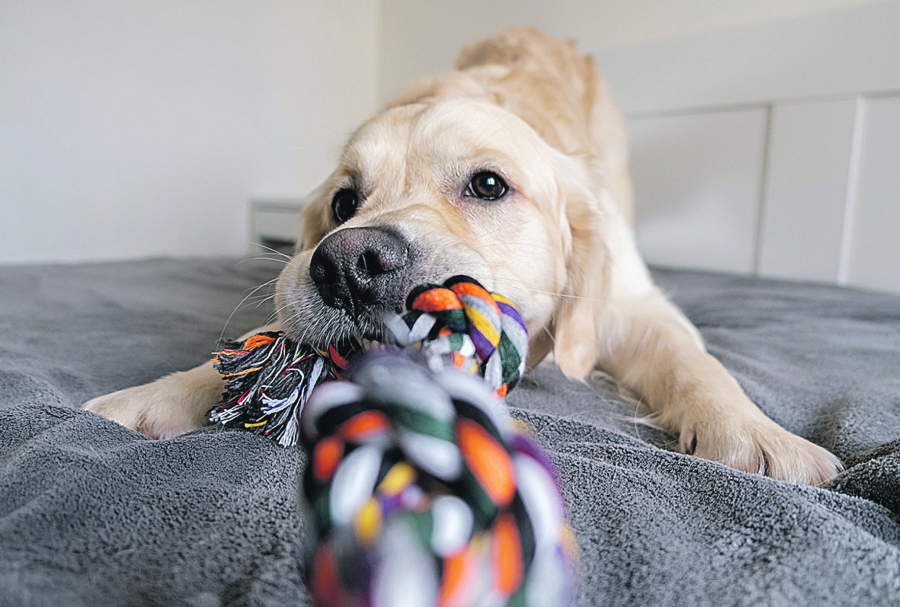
[1, 257, 898, 606]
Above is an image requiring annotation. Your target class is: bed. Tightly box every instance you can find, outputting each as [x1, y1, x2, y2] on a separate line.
[1, 257, 898, 606]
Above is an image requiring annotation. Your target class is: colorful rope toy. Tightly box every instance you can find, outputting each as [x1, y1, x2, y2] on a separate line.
[209, 275, 575, 606]
[209, 276, 528, 445]
[302, 354, 575, 607]
[209, 333, 358, 446]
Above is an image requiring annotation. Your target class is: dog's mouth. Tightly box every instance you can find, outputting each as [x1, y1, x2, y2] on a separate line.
[337, 306, 392, 345]
[296, 303, 392, 349]
[278, 224, 498, 350]
[276, 271, 414, 348]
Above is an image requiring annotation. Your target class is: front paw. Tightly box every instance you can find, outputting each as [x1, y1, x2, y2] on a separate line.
[679, 415, 842, 485]
[83, 377, 210, 440]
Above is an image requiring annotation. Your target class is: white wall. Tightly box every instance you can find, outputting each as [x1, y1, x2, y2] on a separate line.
[378, 0, 884, 104]
[0, 0, 379, 264]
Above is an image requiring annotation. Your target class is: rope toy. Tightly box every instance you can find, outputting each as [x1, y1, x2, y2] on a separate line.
[209, 276, 528, 445]
[302, 354, 574, 607]
[209, 275, 575, 606]
[386, 275, 528, 397]
[209, 334, 358, 446]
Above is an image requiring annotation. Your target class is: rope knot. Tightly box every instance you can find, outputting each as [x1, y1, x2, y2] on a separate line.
[301, 354, 574, 607]
[390, 275, 528, 397]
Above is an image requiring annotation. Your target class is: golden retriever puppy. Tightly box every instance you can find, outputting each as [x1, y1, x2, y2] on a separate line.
[85, 28, 840, 485]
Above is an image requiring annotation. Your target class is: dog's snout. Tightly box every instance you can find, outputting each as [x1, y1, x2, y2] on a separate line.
[309, 227, 409, 317]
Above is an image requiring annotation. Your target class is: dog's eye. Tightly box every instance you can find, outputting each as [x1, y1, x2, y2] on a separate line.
[465, 171, 508, 201]
[331, 189, 359, 224]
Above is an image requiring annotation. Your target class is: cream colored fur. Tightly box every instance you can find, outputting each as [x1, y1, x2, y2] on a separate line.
[85, 28, 840, 485]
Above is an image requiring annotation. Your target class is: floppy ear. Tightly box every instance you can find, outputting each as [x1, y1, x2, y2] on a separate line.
[550, 157, 611, 380]
[297, 185, 333, 253]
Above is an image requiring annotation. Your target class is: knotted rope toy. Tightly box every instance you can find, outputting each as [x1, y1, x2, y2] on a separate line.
[209, 276, 528, 446]
[302, 354, 574, 607]
[208, 275, 575, 607]
[209, 333, 359, 446]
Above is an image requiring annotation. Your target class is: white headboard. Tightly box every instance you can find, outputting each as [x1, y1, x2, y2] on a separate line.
[599, 2, 900, 293]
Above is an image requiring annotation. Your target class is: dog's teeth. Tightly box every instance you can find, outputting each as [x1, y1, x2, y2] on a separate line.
[361, 338, 387, 352]
[362, 337, 381, 350]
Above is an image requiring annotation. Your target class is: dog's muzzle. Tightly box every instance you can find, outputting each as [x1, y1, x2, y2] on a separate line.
[308, 226, 410, 321]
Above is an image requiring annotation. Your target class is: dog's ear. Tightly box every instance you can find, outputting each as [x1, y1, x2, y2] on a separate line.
[550, 157, 611, 380]
[297, 185, 333, 253]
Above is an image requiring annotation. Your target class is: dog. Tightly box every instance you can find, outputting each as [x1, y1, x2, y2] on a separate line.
[85, 28, 840, 485]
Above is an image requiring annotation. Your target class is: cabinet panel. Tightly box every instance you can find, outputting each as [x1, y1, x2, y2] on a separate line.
[629, 109, 768, 274]
[758, 99, 859, 282]
[846, 96, 900, 294]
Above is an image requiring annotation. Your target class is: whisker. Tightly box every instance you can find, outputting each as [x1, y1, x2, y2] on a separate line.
[465, 223, 520, 246]
[239, 255, 291, 266]
[265, 304, 288, 329]
[489, 275, 608, 305]
[252, 294, 276, 310]
[250, 241, 294, 261]
[219, 277, 280, 341]
[468, 242, 559, 255]
[528, 288, 606, 304]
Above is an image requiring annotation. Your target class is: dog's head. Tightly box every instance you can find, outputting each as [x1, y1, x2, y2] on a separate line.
[275, 97, 609, 376]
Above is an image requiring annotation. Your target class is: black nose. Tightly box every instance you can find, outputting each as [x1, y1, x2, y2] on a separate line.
[309, 227, 410, 318]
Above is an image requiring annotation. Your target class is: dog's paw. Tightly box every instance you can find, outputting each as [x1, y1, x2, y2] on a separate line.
[679, 414, 842, 486]
[83, 369, 218, 439]
[83, 385, 199, 439]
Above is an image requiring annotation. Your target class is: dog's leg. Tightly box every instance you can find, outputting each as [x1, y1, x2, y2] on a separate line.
[83, 324, 278, 439]
[83, 361, 224, 439]
[594, 293, 841, 484]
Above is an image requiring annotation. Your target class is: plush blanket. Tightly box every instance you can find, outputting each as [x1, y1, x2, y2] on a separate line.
[1, 258, 898, 606]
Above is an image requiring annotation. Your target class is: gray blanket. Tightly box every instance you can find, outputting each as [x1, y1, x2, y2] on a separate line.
[1, 258, 898, 606]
